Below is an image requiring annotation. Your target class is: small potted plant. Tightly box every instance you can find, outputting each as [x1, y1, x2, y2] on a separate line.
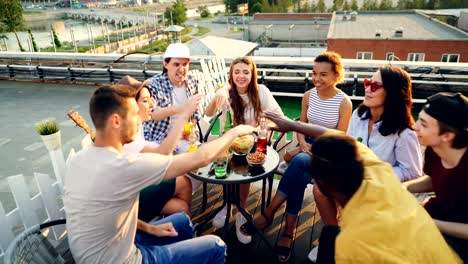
[35, 118, 61, 151]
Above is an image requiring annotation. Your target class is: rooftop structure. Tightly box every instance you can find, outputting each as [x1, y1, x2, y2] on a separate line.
[329, 10, 468, 40]
[328, 10, 468, 62]
[189, 36, 258, 59]
[248, 13, 331, 48]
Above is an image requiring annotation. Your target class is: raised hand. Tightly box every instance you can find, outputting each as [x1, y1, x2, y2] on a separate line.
[299, 142, 312, 154]
[264, 111, 294, 133]
[214, 94, 230, 110]
[233, 125, 256, 137]
[181, 94, 204, 117]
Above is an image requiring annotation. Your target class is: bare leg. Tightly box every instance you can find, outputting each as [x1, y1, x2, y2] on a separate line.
[313, 185, 338, 225]
[239, 183, 250, 208]
[161, 176, 192, 217]
[252, 193, 286, 229]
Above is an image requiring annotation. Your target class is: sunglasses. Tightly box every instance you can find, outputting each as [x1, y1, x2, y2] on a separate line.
[363, 79, 384, 92]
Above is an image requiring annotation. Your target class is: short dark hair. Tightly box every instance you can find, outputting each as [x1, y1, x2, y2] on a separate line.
[438, 121, 468, 149]
[357, 65, 414, 136]
[311, 134, 364, 199]
[89, 84, 137, 130]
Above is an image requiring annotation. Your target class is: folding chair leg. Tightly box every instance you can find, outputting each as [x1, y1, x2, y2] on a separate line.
[202, 182, 208, 211]
[267, 174, 274, 207]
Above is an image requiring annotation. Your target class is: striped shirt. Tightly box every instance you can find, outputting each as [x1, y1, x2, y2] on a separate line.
[306, 88, 345, 129]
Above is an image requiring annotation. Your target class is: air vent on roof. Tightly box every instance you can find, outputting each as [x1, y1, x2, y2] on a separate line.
[375, 30, 382, 38]
[343, 11, 348, 20]
[394, 27, 403, 37]
[350, 11, 357, 21]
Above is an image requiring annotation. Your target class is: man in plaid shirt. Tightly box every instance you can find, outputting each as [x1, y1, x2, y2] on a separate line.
[120, 43, 202, 146]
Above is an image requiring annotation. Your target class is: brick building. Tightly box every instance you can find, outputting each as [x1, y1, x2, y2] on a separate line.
[327, 11, 468, 62]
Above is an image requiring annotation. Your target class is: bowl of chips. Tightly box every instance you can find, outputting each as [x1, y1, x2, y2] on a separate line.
[246, 151, 266, 167]
[230, 133, 256, 155]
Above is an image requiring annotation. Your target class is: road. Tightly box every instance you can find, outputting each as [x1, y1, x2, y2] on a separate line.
[0, 80, 96, 211]
[186, 16, 244, 40]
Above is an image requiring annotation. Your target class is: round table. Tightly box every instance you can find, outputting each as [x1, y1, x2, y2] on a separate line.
[189, 146, 279, 241]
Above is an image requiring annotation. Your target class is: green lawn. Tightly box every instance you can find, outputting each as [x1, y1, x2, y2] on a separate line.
[194, 27, 210, 36]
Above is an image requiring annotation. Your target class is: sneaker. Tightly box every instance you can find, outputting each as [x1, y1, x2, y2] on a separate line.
[276, 161, 289, 174]
[308, 246, 319, 262]
[212, 205, 228, 228]
[235, 213, 252, 244]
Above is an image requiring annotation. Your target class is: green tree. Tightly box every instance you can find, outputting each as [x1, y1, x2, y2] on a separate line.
[379, 0, 393, 9]
[51, 25, 62, 48]
[368, 0, 378, 10]
[397, 0, 413, 9]
[27, 28, 38, 52]
[317, 0, 326, 12]
[343, 0, 350, 10]
[426, 0, 437, 8]
[165, 0, 187, 25]
[225, 0, 241, 13]
[251, 2, 263, 13]
[0, 34, 8, 51]
[197, 5, 211, 18]
[310, 0, 318, 12]
[0, 0, 25, 51]
[300, 1, 310, 12]
[350, 0, 358, 10]
[333, 0, 344, 10]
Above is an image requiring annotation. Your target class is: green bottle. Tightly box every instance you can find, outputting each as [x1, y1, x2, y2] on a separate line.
[224, 109, 234, 132]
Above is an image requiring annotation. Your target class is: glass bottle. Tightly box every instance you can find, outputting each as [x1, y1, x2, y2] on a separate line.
[224, 107, 234, 132]
[188, 122, 199, 153]
[257, 117, 268, 154]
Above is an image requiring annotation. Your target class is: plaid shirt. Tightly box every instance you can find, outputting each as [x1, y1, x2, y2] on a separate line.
[143, 72, 200, 143]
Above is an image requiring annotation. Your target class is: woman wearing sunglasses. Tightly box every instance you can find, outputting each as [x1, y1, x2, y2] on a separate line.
[347, 65, 422, 181]
[307, 65, 423, 261]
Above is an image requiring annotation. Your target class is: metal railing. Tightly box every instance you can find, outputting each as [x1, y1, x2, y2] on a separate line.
[1, 53, 467, 103]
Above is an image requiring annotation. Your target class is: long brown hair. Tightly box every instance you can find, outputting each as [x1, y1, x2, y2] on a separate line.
[228, 57, 262, 125]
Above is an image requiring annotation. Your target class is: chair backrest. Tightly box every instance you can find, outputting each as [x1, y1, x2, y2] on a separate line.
[4, 222, 67, 264]
[191, 57, 229, 141]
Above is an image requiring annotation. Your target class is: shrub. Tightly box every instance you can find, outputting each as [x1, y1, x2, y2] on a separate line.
[35, 119, 59, 135]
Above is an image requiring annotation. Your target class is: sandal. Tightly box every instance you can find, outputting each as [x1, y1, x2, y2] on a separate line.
[239, 213, 273, 236]
[275, 233, 294, 263]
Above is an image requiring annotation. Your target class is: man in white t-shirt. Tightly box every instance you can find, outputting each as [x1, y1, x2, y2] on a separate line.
[64, 84, 255, 264]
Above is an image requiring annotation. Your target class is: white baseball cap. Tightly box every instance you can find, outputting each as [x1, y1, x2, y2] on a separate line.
[163, 43, 190, 59]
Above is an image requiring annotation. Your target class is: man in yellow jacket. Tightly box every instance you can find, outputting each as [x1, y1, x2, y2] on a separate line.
[264, 111, 461, 264]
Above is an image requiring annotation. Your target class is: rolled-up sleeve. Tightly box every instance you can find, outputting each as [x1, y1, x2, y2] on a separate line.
[393, 129, 423, 181]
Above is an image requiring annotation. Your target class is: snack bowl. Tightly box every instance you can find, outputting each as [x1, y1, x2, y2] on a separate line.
[230, 133, 256, 155]
[246, 151, 266, 167]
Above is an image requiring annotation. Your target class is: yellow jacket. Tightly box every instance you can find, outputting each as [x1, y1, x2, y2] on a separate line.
[334, 141, 461, 264]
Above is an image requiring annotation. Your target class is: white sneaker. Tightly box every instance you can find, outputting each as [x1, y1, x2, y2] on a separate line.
[212, 205, 228, 228]
[276, 161, 289, 174]
[235, 213, 252, 244]
[308, 246, 319, 262]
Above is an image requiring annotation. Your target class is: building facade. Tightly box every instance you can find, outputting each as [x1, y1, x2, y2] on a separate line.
[328, 11, 468, 62]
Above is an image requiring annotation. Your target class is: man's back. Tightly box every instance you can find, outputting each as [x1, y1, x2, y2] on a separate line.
[64, 146, 172, 263]
[335, 143, 461, 263]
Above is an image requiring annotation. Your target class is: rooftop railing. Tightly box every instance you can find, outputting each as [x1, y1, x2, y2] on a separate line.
[0, 52, 467, 103]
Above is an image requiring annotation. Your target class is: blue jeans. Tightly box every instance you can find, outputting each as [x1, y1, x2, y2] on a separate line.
[135, 212, 226, 264]
[277, 152, 313, 216]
